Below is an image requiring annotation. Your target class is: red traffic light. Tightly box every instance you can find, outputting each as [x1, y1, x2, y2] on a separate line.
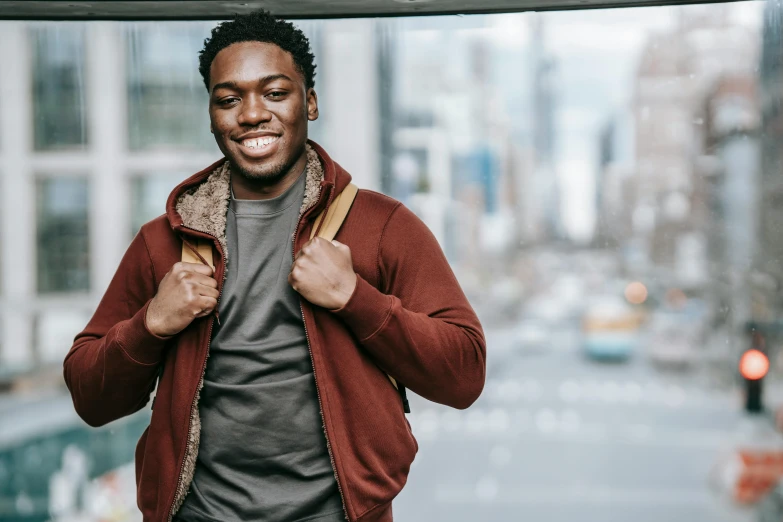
[740, 349, 770, 381]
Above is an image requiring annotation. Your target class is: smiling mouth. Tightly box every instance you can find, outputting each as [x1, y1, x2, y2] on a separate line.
[239, 136, 280, 150]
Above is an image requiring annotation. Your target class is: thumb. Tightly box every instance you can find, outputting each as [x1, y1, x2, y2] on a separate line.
[331, 240, 344, 248]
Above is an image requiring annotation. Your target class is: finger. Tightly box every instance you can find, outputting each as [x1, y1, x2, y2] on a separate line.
[190, 274, 219, 289]
[194, 285, 220, 299]
[331, 240, 348, 250]
[288, 270, 301, 293]
[295, 240, 314, 259]
[181, 262, 214, 276]
[193, 296, 217, 316]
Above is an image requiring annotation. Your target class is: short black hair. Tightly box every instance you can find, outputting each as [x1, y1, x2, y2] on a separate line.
[198, 10, 316, 91]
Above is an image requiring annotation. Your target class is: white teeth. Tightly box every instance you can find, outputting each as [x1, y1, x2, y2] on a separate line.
[242, 136, 278, 149]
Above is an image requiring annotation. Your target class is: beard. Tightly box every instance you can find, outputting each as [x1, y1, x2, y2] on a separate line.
[226, 140, 306, 188]
[229, 157, 291, 186]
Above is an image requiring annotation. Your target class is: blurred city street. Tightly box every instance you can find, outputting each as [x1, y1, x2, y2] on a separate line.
[398, 328, 753, 522]
[395, 248, 762, 522]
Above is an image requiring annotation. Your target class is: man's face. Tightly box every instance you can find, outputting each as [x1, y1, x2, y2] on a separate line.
[208, 41, 318, 184]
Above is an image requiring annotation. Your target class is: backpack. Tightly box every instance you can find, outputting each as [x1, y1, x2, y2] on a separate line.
[179, 183, 410, 413]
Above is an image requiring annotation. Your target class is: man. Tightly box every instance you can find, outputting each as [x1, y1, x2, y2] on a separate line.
[64, 10, 485, 522]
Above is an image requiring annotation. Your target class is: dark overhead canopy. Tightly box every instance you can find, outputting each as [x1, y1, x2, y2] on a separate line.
[0, 0, 745, 20]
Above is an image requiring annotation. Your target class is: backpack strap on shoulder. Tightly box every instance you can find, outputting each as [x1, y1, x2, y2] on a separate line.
[310, 183, 410, 414]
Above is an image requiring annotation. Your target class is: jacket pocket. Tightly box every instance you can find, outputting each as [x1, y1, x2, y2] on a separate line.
[344, 372, 418, 519]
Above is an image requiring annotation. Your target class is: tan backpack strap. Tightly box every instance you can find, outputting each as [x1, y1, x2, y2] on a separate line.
[387, 375, 399, 390]
[307, 184, 404, 400]
[181, 238, 214, 270]
[304, 184, 409, 412]
[310, 183, 359, 241]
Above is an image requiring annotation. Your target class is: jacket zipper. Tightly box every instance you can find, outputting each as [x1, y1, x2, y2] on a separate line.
[293, 188, 349, 521]
[297, 298, 349, 520]
[168, 226, 227, 522]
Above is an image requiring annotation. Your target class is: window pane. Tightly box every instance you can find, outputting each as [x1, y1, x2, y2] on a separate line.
[126, 23, 215, 151]
[31, 25, 87, 150]
[36, 178, 89, 293]
[130, 173, 184, 235]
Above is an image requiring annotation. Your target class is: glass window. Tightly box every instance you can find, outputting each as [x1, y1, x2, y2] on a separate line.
[7, 4, 783, 522]
[126, 23, 216, 151]
[31, 25, 88, 150]
[36, 177, 89, 293]
[130, 173, 184, 236]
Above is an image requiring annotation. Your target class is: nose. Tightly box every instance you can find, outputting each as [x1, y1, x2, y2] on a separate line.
[237, 94, 272, 127]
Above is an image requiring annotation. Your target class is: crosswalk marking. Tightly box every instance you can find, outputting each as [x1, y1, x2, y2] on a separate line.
[434, 484, 725, 506]
[480, 377, 737, 409]
[408, 406, 739, 449]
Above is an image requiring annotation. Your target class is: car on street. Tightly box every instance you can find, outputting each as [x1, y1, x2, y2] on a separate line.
[644, 303, 705, 369]
[581, 295, 643, 361]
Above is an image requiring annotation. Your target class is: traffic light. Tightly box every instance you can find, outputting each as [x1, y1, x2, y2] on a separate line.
[740, 348, 770, 413]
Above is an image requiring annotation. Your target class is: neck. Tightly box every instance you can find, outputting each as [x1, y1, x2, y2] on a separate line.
[230, 151, 308, 201]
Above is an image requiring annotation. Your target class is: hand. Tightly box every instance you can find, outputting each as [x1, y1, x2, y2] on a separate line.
[289, 238, 357, 310]
[145, 262, 219, 337]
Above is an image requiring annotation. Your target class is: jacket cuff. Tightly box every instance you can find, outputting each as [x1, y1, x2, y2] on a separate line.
[117, 300, 170, 365]
[331, 274, 393, 341]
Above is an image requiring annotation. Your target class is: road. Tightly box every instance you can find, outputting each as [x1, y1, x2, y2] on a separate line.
[394, 323, 758, 522]
[0, 320, 770, 522]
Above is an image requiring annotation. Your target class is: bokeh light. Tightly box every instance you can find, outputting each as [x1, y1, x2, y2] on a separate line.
[625, 281, 648, 305]
[739, 349, 770, 381]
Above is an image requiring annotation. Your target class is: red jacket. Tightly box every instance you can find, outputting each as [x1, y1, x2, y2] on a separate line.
[63, 141, 486, 522]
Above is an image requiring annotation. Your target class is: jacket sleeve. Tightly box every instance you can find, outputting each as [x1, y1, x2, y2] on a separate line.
[63, 229, 170, 427]
[333, 203, 486, 409]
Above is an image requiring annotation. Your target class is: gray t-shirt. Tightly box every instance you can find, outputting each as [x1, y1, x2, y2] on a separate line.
[178, 169, 344, 522]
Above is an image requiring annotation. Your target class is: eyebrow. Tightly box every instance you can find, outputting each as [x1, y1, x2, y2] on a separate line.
[211, 74, 294, 94]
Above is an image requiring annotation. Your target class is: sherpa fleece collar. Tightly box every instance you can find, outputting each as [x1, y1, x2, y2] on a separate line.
[173, 144, 325, 259]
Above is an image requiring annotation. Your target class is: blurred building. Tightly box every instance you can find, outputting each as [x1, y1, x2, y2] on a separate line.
[0, 20, 383, 380]
[751, 0, 783, 329]
[529, 15, 563, 243]
[633, 5, 759, 287]
[391, 15, 541, 285]
[594, 110, 636, 249]
[698, 74, 760, 332]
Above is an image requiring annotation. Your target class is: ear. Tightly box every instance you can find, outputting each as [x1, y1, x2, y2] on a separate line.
[307, 88, 319, 122]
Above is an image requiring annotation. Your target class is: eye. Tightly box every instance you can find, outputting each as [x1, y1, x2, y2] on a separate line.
[268, 91, 287, 99]
[217, 97, 238, 106]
